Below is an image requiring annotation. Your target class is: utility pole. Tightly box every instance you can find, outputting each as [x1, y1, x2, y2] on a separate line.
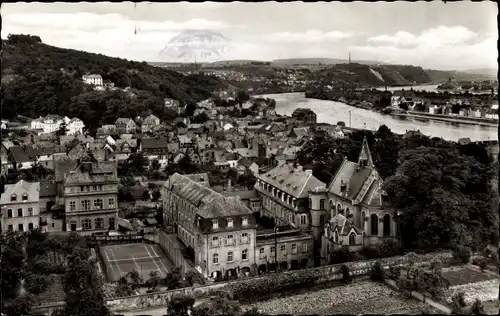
[274, 226, 279, 272]
[349, 110, 352, 128]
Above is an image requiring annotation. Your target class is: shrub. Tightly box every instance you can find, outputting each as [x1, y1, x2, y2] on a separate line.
[370, 260, 386, 283]
[24, 273, 54, 295]
[470, 299, 485, 315]
[167, 292, 195, 316]
[451, 291, 467, 314]
[475, 257, 488, 272]
[341, 264, 351, 284]
[452, 246, 471, 265]
[185, 270, 205, 287]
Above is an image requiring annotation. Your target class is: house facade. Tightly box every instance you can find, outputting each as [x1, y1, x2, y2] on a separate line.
[115, 118, 137, 134]
[141, 115, 161, 133]
[0, 180, 40, 233]
[162, 173, 257, 280]
[291, 108, 317, 124]
[63, 161, 119, 234]
[82, 74, 104, 87]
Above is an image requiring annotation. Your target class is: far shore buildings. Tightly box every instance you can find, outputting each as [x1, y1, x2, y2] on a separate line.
[292, 108, 317, 124]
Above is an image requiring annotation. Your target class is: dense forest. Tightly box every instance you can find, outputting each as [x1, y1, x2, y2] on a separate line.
[1, 34, 228, 133]
[297, 125, 498, 252]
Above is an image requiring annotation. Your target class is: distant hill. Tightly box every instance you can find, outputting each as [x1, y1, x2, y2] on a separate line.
[271, 58, 390, 67]
[425, 69, 497, 83]
[308, 63, 431, 86]
[1, 34, 227, 133]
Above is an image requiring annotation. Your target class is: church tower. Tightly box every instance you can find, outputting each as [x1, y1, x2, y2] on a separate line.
[357, 137, 374, 169]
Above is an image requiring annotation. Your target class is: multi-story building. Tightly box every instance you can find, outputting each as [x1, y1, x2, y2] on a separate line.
[63, 160, 119, 234]
[82, 74, 103, 87]
[162, 173, 257, 280]
[115, 118, 137, 134]
[254, 163, 326, 264]
[0, 180, 40, 232]
[311, 137, 399, 265]
[31, 115, 66, 134]
[291, 108, 317, 124]
[141, 114, 161, 133]
[66, 118, 85, 135]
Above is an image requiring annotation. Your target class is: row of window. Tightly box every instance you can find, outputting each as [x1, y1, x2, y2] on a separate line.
[6, 207, 34, 218]
[263, 197, 307, 225]
[7, 223, 35, 232]
[211, 217, 248, 230]
[211, 233, 251, 247]
[69, 217, 109, 231]
[332, 231, 358, 245]
[80, 185, 104, 192]
[213, 249, 249, 264]
[258, 181, 297, 208]
[212, 242, 308, 264]
[69, 198, 115, 211]
[9, 193, 29, 202]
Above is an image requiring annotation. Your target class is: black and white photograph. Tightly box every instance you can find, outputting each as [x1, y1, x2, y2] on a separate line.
[0, 1, 499, 316]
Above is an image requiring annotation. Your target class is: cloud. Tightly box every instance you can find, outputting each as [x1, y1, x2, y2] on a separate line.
[367, 26, 478, 48]
[351, 26, 497, 70]
[262, 29, 354, 43]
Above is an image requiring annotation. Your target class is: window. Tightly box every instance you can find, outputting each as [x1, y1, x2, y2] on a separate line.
[7, 209, 12, 218]
[17, 209, 23, 217]
[300, 214, 307, 225]
[95, 218, 104, 229]
[28, 223, 34, 230]
[227, 235, 234, 246]
[292, 244, 297, 254]
[94, 199, 103, 209]
[242, 249, 248, 261]
[82, 219, 92, 230]
[280, 245, 286, 253]
[259, 248, 265, 258]
[109, 198, 115, 208]
[242, 216, 248, 226]
[270, 246, 276, 253]
[308, 198, 312, 208]
[80, 186, 84, 192]
[349, 233, 356, 245]
[320, 199, 325, 210]
[370, 214, 379, 235]
[334, 231, 339, 243]
[82, 200, 90, 211]
[8, 225, 13, 232]
[11, 194, 17, 202]
[227, 251, 234, 263]
[212, 220, 219, 230]
[302, 242, 308, 253]
[383, 214, 391, 237]
[212, 237, 219, 247]
[22, 193, 28, 201]
[93, 185, 97, 191]
[70, 201, 76, 211]
[28, 208, 33, 216]
[18, 224, 24, 231]
[241, 232, 249, 244]
[227, 218, 233, 228]
[213, 253, 219, 264]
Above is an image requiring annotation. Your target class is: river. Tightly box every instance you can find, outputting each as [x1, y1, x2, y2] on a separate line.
[259, 92, 497, 141]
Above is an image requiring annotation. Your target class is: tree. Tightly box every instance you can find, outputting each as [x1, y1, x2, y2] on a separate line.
[192, 112, 208, 124]
[185, 103, 196, 117]
[24, 273, 54, 295]
[152, 189, 161, 202]
[145, 271, 161, 292]
[165, 267, 183, 290]
[3, 294, 37, 316]
[125, 152, 148, 174]
[56, 122, 68, 137]
[1, 232, 26, 304]
[236, 90, 250, 104]
[452, 246, 472, 265]
[167, 292, 195, 316]
[192, 296, 242, 316]
[149, 159, 161, 172]
[370, 260, 386, 283]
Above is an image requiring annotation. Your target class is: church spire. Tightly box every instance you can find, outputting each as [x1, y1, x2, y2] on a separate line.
[357, 136, 374, 168]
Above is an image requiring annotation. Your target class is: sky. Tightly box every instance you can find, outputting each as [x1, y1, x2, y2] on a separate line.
[2, 1, 498, 71]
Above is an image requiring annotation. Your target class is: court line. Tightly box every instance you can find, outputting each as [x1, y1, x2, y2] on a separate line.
[106, 256, 161, 262]
[109, 248, 123, 280]
[103, 249, 118, 281]
[148, 244, 169, 277]
[145, 244, 163, 277]
[130, 253, 142, 278]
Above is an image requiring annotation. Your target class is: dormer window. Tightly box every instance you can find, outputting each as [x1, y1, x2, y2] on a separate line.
[22, 193, 28, 201]
[11, 194, 17, 202]
[242, 216, 248, 227]
[212, 220, 219, 230]
[227, 218, 233, 228]
[340, 181, 347, 193]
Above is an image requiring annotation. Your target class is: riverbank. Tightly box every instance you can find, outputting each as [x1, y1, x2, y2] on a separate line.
[389, 111, 498, 128]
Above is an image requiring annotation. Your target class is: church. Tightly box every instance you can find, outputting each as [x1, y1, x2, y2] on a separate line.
[308, 137, 400, 265]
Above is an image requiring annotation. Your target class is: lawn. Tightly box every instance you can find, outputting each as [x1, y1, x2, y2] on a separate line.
[242, 281, 443, 315]
[442, 266, 498, 286]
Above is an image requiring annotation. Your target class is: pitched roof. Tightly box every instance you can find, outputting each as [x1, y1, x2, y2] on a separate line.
[141, 138, 169, 149]
[39, 182, 57, 198]
[327, 159, 373, 200]
[257, 164, 326, 199]
[54, 156, 79, 182]
[9, 145, 39, 163]
[165, 173, 253, 219]
[329, 214, 360, 236]
[0, 180, 40, 204]
[64, 161, 118, 185]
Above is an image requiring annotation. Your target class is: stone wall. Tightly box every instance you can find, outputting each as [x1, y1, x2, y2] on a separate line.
[32, 251, 453, 314]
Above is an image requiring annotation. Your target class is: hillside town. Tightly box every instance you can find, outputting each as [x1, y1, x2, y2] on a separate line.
[1, 3, 499, 316]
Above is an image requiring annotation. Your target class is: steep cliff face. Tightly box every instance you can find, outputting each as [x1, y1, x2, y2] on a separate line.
[308, 63, 431, 86]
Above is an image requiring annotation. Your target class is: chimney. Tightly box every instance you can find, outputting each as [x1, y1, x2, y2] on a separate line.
[305, 169, 313, 175]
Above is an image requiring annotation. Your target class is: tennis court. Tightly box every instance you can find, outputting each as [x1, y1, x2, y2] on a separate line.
[100, 243, 172, 282]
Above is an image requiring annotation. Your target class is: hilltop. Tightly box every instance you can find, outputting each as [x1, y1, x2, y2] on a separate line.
[1, 34, 227, 133]
[271, 58, 390, 67]
[425, 68, 497, 83]
[308, 63, 431, 86]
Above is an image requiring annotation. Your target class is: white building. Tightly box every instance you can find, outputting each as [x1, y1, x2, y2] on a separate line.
[30, 115, 84, 135]
[82, 74, 104, 87]
[0, 180, 40, 233]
